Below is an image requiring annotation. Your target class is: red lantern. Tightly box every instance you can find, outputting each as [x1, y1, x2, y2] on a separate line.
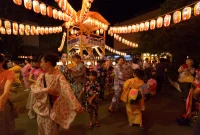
[24, 0, 32, 10]
[164, 15, 171, 27]
[13, 0, 22, 5]
[157, 17, 163, 28]
[182, 7, 191, 21]
[173, 11, 181, 24]
[194, 2, 200, 16]
[33, 0, 40, 13]
[150, 20, 156, 30]
[47, 6, 53, 17]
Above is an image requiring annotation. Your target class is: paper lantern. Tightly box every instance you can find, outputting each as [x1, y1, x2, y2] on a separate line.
[49, 27, 53, 34]
[173, 11, 181, 24]
[140, 23, 144, 31]
[135, 24, 140, 32]
[150, 20, 156, 30]
[100, 29, 104, 34]
[194, 2, 200, 16]
[127, 26, 132, 33]
[182, 7, 191, 21]
[144, 21, 149, 31]
[24, 0, 32, 10]
[53, 27, 56, 33]
[13, 30, 18, 35]
[131, 25, 136, 32]
[0, 27, 6, 34]
[157, 17, 163, 28]
[25, 25, 30, 35]
[33, 0, 40, 13]
[119, 37, 122, 41]
[31, 26, 36, 35]
[4, 21, 11, 29]
[6, 29, 12, 35]
[59, 27, 62, 32]
[19, 24, 25, 35]
[13, 0, 22, 5]
[55, 0, 60, 2]
[44, 27, 49, 34]
[0, 20, 1, 27]
[40, 3, 46, 16]
[13, 22, 18, 31]
[56, 27, 59, 33]
[58, 11, 63, 20]
[96, 30, 99, 35]
[40, 27, 44, 35]
[45, 6, 52, 17]
[164, 15, 171, 27]
[35, 27, 40, 35]
[53, 9, 58, 19]
[63, 13, 69, 21]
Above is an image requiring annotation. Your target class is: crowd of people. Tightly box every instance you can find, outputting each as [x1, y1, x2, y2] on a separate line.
[0, 52, 200, 135]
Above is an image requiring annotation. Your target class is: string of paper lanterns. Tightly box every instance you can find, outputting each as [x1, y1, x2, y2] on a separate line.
[109, 1, 200, 34]
[105, 45, 126, 56]
[79, 0, 94, 23]
[108, 31, 138, 48]
[54, 0, 77, 21]
[58, 32, 66, 52]
[13, 0, 73, 22]
[83, 17, 108, 30]
[0, 19, 62, 35]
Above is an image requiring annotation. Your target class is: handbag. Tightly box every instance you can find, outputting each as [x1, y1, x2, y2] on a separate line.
[9, 100, 19, 118]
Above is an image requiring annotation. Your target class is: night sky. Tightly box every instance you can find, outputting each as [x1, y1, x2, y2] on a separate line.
[67, 0, 166, 24]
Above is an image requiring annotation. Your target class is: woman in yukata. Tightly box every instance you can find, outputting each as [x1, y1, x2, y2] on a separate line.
[31, 53, 84, 135]
[121, 69, 145, 129]
[108, 56, 125, 112]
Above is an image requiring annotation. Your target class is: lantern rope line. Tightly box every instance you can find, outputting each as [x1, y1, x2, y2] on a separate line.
[0, 17, 63, 27]
[109, 32, 138, 48]
[109, 0, 200, 31]
[79, 0, 94, 23]
[105, 45, 126, 56]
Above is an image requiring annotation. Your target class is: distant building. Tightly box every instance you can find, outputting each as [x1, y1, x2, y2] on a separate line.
[114, 9, 160, 53]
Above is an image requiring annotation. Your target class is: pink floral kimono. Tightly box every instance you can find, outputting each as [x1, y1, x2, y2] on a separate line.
[31, 70, 83, 135]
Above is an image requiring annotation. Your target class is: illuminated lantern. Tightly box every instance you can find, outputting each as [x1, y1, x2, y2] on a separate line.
[56, 27, 59, 33]
[127, 26, 132, 33]
[55, 0, 60, 2]
[25, 25, 30, 35]
[45, 27, 49, 34]
[49, 27, 53, 34]
[31, 26, 36, 35]
[58, 11, 63, 20]
[47, 6, 53, 17]
[59, 27, 62, 32]
[13, 22, 18, 31]
[157, 17, 163, 28]
[140, 23, 144, 31]
[135, 24, 140, 32]
[173, 11, 181, 24]
[164, 15, 171, 27]
[13, 0, 22, 5]
[100, 29, 104, 34]
[40, 3, 46, 16]
[35, 27, 40, 35]
[63, 13, 69, 21]
[0, 20, 1, 27]
[13, 30, 18, 35]
[135, 44, 138, 48]
[24, 0, 32, 10]
[96, 30, 99, 35]
[144, 21, 149, 31]
[4, 21, 11, 29]
[150, 20, 156, 30]
[53, 27, 56, 33]
[19, 24, 25, 35]
[33, 0, 40, 13]
[182, 7, 191, 21]
[131, 25, 136, 32]
[40, 27, 44, 35]
[0, 27, 6, 34]
[53, 9, 58, 19]
[194, 2, 200, 16]
[119, 37, 122, 41]
[6, 29, 12, 35]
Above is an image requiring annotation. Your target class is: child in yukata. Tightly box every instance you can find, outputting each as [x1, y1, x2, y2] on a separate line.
[79, 70, 101, 130]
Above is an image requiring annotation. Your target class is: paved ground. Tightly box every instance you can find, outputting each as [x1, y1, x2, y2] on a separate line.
[12, 81, 194, 135]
